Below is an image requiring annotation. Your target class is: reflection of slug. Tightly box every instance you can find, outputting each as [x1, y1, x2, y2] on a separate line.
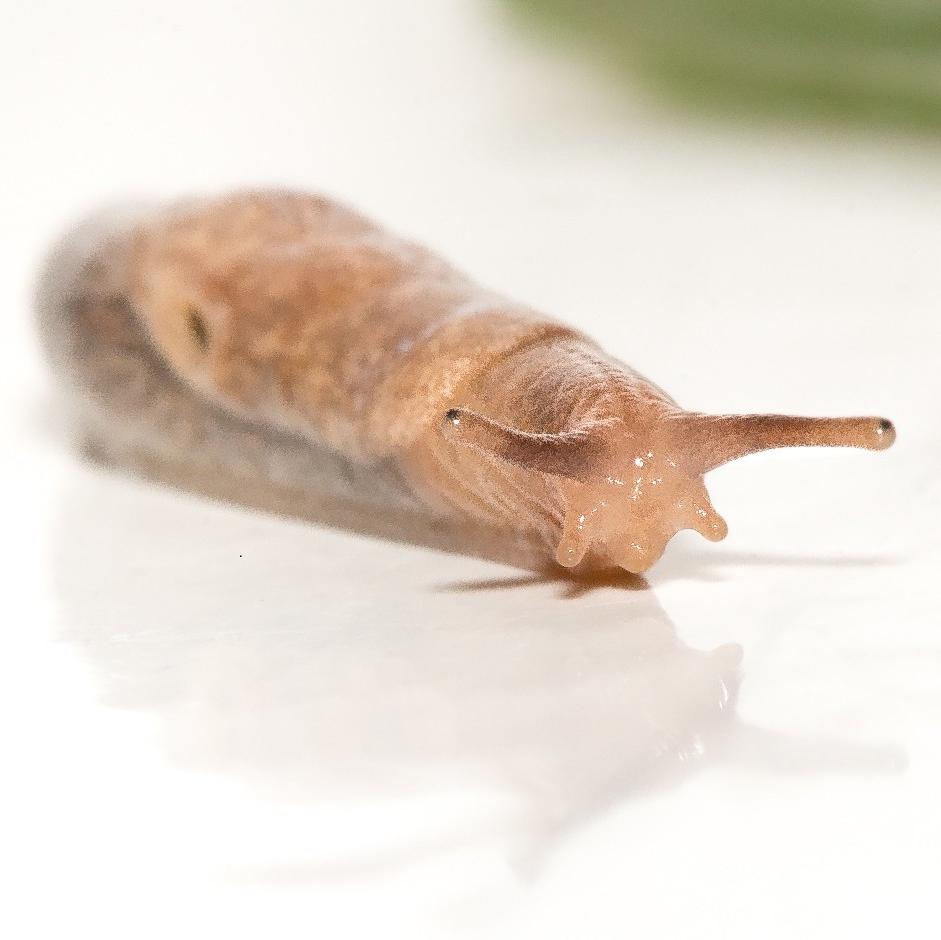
[36, 190, 895, 574]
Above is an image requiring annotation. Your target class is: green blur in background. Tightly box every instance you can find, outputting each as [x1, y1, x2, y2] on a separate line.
[503, 0, 941, 129]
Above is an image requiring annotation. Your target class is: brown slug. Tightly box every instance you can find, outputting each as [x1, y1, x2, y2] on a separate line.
[36, 189, 895, 575]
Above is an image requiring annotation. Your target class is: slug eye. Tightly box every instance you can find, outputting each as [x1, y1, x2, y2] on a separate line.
[186, 305, 211, 353]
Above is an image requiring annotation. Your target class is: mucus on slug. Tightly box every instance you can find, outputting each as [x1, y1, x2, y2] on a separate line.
[35, 189, 896, 575]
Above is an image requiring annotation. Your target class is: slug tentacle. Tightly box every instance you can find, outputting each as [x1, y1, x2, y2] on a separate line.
[443, 407, 617, 483]
[556, 498, 593, 568]
[677, 413, 896, 473]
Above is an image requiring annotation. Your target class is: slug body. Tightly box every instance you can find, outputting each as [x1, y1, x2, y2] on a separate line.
[37, 190, 895, 574]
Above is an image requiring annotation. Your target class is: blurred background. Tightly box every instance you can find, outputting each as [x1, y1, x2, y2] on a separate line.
[1, 2, 939, 938]
[507, 0, 941, 128]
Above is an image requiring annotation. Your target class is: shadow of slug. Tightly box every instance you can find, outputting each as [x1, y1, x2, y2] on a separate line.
[47, 462, 904, 882]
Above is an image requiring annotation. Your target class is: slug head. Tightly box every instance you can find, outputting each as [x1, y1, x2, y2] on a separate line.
[443, 407, 895, 574]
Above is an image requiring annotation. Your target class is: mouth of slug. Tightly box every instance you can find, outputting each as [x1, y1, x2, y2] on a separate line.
[551, 452, 733, 572]
[604, 520, 728, 573]
[611, 541, 668, 575]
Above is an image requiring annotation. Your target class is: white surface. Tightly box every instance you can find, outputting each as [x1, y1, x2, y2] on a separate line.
[2, 2, 940, 938]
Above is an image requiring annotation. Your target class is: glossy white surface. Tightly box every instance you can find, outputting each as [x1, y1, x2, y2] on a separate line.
[1, 2, 939, 937]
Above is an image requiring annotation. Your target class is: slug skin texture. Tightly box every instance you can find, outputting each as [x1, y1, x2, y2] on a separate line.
[37, 190, 895, 575]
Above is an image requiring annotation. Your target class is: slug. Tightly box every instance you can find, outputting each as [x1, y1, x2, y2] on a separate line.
[36, 190, 895, 575]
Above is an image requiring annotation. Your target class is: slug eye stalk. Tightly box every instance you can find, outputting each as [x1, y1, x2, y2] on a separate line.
[444, 408, 895, 479]
[443, 408, 615, 483]
[673, 413, 896, 474]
